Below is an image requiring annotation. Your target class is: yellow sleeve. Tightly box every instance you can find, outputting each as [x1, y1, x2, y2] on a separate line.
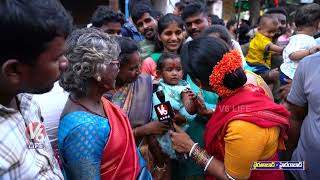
[224, 120, 267, 179]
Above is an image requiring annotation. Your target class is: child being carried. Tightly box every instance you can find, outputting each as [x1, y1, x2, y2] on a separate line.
[152, 52, 196, 159]
[245, 14, 284, 90]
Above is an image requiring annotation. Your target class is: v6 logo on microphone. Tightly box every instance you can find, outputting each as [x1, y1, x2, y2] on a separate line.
[154, 101, 174, 122]
[157, 104, 168, 116]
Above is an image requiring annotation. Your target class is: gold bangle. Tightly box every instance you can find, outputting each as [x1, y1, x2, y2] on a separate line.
[191, 144, 211, 168]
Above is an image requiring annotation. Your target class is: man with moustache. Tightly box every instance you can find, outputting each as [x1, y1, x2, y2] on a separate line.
[0, 0, 72, 179]
[131, 4, 159, 59]
[182, 2, 211, 41]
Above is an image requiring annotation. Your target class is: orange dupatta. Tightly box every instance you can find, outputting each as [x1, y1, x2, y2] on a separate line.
[100, 97, 140, 180]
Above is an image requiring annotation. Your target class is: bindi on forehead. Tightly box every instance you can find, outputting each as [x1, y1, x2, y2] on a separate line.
[164, 58, 181, 68]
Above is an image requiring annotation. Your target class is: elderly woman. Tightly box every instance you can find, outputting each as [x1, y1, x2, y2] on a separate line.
[170, 37, 289, 180]
[58, 28, 151, 179]
[106, 37, 168, 178]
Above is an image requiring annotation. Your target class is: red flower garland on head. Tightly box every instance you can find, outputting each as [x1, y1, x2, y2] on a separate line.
[209, 50, 243, 97]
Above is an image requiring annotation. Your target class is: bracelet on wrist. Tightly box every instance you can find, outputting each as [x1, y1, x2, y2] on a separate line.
[190, 144, 212, 168]
[204, 156, 214, 172]
[225, 171, 236, 180]
[189, 143, 199, 157]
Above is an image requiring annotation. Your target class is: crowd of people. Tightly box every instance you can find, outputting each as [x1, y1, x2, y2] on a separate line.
[1, 0, 320, 179]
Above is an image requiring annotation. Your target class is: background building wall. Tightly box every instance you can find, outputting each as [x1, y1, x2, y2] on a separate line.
[61, 0, 109, 26]
[223, 0, 236, 21]
[152, 0, 223, 17]
[153, 0, 179, 14]
[211, 0, 223, 18]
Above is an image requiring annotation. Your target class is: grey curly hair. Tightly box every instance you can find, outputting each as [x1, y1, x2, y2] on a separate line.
[59, 27, 120, 95]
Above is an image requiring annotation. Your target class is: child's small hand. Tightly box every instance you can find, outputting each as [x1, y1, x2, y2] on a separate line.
[182, 88, 197, 99]
[309, 45, 320, 55]
[181, 88, 196, 115]
[268, 68, 279, 81]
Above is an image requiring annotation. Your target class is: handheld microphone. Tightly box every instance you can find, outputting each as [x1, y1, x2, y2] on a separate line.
[154, 90, 188, 160]
[154, 90, 175, 131]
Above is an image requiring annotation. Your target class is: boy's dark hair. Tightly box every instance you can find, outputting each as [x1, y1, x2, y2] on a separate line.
[294, 3, 320, 28]
[210, 14, 225, 26]
[265, 7, 288, 17]
[259, 14, 278, 27]
[181, 2, 208, 20]
[157, 52, 180, 71]
[129, 0, 152, 15]
[201, 25, 232, 47]
[116, 37, 139, 65]
[175, 2, 186, 12]
[241, 19, 251, 27]
[91, 6, 125, 28]
[181, 0, 193, 5]
[153, 10, 162, 20]
[131, 3, 157, 25]
[226, 18, 237, 30]
[0, 0, 72, 65]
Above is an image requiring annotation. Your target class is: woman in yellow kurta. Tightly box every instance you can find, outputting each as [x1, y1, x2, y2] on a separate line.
[169, 36, 289, 180]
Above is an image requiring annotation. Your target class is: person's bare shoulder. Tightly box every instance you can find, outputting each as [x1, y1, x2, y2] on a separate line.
[245, 70, 274, 100]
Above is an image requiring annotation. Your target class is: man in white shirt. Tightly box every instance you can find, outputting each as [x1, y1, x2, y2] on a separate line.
[33, 82, 69, 157]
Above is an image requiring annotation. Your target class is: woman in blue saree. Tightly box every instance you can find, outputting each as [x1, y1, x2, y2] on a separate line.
[58, 28, 151, 180]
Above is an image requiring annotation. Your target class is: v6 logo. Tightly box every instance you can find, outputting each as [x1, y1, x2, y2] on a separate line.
[26, 122, 46, 142]
[157, 104, 168, 116]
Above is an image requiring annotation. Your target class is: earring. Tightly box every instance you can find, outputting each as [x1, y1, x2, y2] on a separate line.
[96, 76, 101, 82]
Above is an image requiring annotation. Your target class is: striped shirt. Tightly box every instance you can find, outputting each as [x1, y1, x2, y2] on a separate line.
[0, 94, 63, 179]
